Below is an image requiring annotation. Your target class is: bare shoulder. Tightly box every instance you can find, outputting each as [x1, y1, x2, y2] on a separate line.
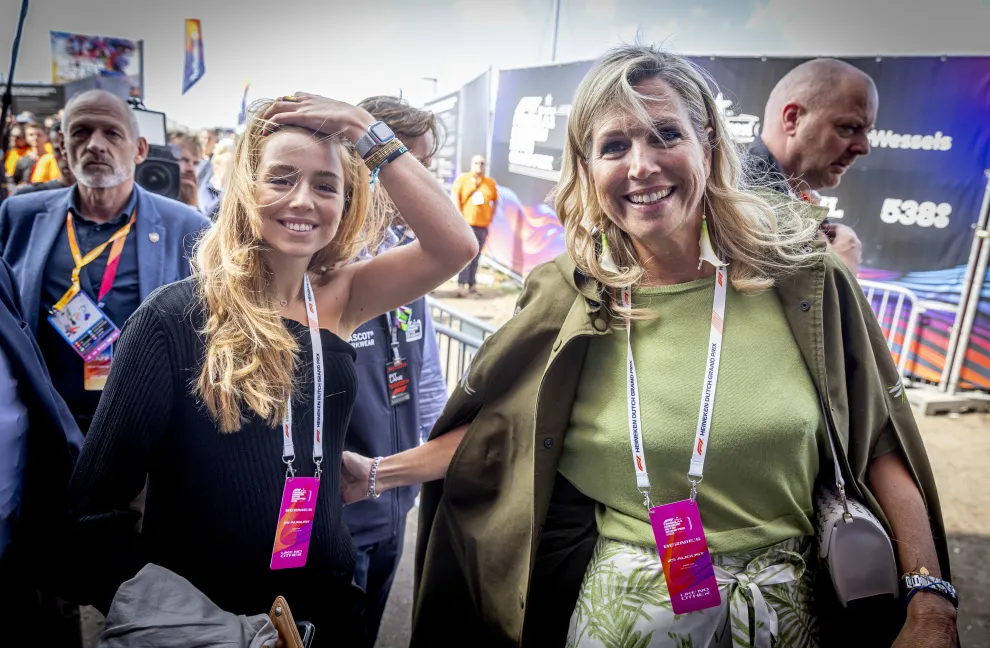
[311, 262, 361, 336]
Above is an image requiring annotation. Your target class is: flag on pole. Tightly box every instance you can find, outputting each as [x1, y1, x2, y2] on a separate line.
[237, 82, 251, 125]
[182, 19, 205, 94]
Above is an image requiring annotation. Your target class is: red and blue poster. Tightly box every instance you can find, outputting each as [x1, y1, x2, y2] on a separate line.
[182, 19, 205, 94]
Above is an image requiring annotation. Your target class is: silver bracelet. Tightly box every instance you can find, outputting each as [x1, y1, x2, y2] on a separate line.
[367, 456, 384, 499]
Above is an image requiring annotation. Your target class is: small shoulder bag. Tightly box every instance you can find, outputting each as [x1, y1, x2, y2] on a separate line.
[813, 396, 898, 605]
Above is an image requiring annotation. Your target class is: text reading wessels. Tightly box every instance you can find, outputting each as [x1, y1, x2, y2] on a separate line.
[880, 199, 952, 229]
[867, 130, 952, 152]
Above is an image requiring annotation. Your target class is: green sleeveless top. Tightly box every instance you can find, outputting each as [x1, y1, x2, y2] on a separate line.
[559, 277, 822, 554]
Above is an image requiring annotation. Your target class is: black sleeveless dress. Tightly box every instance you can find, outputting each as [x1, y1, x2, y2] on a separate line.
[67, 278, 362, 643]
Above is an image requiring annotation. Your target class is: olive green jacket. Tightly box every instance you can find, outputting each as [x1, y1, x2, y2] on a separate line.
[412, 241, 950, 647]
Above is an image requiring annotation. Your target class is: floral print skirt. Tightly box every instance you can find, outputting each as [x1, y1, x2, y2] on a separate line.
[566, 536, 818, 648]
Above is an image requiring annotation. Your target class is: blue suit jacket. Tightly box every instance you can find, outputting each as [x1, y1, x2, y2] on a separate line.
[0, 257, 83, 590]
[0, 184, 210, 333]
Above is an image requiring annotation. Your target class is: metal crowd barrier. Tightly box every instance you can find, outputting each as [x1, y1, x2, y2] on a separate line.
[858, 279, 925, 386]
[426, 296, 497, 391]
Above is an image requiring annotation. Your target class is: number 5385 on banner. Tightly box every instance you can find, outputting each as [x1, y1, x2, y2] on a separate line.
[881, 198, 952, 229]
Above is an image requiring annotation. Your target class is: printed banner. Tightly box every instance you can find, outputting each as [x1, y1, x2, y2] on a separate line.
[425, 91, 459, 191]
[485, 56, 990, 389]
[182, 19, 206, 94]
[50, 31, 142, 97]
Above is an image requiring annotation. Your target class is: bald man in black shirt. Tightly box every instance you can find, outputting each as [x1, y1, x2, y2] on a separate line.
[747, 58, 877, 274]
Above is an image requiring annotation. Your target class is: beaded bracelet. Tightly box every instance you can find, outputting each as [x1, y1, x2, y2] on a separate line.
[363, 138, 405, 172]
[366, 456, 384, 499]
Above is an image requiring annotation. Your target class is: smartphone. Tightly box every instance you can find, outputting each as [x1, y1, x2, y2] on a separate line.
[295, 621, 315, 648]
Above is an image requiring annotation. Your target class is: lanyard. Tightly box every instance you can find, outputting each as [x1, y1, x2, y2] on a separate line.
[624, 265, 728, 508]
[384, 307, 412, 364]
[53, 209, 137, 311]
[282, 273, 324, 480]
[385, 311, 402, 364]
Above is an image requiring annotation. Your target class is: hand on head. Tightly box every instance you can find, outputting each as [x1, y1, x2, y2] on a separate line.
[259, 92, 371, 144]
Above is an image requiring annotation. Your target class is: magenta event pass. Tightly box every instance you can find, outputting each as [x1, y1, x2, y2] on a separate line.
[270, 477, 320, 570]
[649, 499, 722, 614]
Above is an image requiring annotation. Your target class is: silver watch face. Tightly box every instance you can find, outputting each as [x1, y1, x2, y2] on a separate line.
[370, 121, 394, 143]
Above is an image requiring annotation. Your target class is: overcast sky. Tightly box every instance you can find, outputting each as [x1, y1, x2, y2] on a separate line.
[2, 0, 989, 129]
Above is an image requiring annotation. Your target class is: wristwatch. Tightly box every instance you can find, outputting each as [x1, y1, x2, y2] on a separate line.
[355, 121, 395, 159]
[903, 568, 958, 608]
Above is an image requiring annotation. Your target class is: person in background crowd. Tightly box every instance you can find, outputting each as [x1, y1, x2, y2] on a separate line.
[169, 132, 202, 208]
[13, 122, 75, 196]
[197, 127, 219, 187]
[0, 89, 209, 438]
[0, 257, 84, 646]
[23, 122, 61, 185]
[451, 154, 497, 298]
[342, 94, 448, 648]
[344, 45, 956, 647]
[198, 137, 234, 220]
[4, 125, 30, 178]
[747, 58, 876, 275]
[64, 92, 476, 642]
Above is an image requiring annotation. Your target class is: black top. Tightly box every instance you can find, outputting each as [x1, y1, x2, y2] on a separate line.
[743, 137, 791, 195]
[37, 189, 140, 432]
[66, 278, 361, 636]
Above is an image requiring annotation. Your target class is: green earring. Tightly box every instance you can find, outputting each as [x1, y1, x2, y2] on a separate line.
[601, 232, 619, 273]
[699, 214, 726, 270]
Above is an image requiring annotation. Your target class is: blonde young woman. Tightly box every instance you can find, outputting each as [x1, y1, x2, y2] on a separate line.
[65, 94, 477, 638]
[343, 47, 956, 647]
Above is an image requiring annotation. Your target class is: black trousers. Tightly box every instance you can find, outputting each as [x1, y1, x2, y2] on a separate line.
[351, 516, 407, 648]
[457, 226, 489, 287]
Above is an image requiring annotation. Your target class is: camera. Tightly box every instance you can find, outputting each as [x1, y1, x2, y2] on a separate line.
[130, 106, 180, 200]
[136, 145, 180, 201]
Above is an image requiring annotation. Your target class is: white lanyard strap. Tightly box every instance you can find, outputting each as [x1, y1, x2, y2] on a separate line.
[688, 266, 728, 484]
[621, 286, 651, 499]
[624, 266, 728, 505]
[282, 273, 325, 479]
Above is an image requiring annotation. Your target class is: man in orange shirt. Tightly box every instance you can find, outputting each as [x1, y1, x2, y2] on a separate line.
[4, 126, 30, 178]
[451, 155, 498, 297]
[25, 123, 61, 185]
[12, 122, 74, 196]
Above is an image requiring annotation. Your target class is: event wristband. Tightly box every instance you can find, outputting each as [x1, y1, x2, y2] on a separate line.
[903, 572, 958, 609]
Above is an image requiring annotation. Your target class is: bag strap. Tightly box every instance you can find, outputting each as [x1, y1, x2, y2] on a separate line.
[819, 393, 852, 517]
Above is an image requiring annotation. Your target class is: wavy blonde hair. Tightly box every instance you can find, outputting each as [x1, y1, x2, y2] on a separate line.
[552, 45, 821, 303]
[193, 100, 383, 433]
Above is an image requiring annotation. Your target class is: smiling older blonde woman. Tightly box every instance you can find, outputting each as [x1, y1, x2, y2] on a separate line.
[343, 46, 956, 648]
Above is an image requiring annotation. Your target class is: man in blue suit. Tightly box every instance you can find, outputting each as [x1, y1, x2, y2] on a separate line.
[0, 256, 85, 644]
[0, 89, 209, 435]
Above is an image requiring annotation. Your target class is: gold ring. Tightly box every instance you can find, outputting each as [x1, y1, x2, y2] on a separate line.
[281, 95, 299, 102]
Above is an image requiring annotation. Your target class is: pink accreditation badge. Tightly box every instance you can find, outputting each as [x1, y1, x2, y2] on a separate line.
[270, 477, 320, 570]
[649, 499, 721, 614]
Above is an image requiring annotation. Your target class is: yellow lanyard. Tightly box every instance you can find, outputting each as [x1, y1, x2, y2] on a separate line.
[53, 209, 137, 312]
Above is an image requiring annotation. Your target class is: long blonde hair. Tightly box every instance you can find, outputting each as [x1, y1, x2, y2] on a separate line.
[192, 100, 380, 433]
[552, 45, 821, 299]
